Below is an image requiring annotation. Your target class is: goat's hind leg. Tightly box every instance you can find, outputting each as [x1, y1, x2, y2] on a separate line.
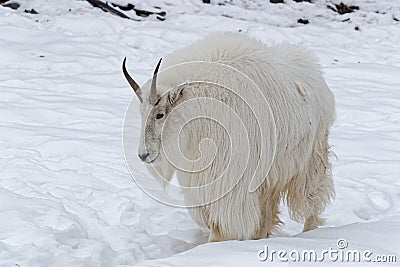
[287, 135, 334, 232]
[255, 190, 282, 239]
[208, 222, 223, 242]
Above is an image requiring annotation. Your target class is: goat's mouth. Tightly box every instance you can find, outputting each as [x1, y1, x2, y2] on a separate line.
[143, 155, 158, 164]
[138, 152, 159, 164]
[147, 158, 157, 163]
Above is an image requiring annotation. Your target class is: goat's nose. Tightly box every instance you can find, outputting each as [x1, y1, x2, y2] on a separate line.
[138, 153, 149, 161]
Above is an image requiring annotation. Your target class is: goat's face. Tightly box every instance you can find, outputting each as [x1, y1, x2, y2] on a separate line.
[138, 96, 168, 163]
[122, 58, 184, 164]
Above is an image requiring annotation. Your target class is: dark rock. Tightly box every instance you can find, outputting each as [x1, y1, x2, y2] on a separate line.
[111, 3, 135, 11]
[24, 8, 38, 14]
[202, 0, 211, 3]
[111, 1, 166, 18]
[85, 0, 167, 21]
[328, 3, 359, 15]
[270, 0, 284, 3]
[134, 8, 165, 17]
[3, 2, 19, 9]
[354, 26, 360, 31]
[293, 0, 313, 2]
[157, 11, 166, 17]
[298, 18, 309, 24]
[86, 0, 131, 19]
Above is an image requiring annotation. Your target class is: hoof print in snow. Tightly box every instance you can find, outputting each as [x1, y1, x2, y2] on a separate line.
[328, 3, 359, 15]
[24, 8, 38, 14]
[2, 1, 20, 10]
[298, 18, 309, 24]
[270, 0, 284, 4]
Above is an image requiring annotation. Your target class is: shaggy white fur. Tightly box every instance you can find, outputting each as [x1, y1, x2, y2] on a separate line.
[129, 33, 335, 241]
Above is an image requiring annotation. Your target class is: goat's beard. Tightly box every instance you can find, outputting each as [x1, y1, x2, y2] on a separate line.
[146, 153, 175, 186]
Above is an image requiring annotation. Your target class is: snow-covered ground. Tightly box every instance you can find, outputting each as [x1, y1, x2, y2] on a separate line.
[0, 0, 399, 266]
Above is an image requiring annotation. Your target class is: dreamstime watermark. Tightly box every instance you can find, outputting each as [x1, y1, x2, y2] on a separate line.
[257, 238, 397, 263]
[122, 60, 277, 207]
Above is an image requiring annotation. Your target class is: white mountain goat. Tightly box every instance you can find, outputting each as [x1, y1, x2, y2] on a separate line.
[122, 33, 335, 242]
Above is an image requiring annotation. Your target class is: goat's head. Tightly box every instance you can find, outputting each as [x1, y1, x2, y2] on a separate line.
[122, 58, 185, 164]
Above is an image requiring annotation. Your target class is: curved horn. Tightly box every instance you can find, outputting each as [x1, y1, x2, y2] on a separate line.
[122, 57, 143, 102]
[150, 58, 162, 105]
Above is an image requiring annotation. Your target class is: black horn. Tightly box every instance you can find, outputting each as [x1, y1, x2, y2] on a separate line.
[122, 57, 143, 102]
[150, 58, 162, 105]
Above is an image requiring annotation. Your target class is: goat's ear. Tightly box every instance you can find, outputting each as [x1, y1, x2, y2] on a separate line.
[167, 84, 185, 106]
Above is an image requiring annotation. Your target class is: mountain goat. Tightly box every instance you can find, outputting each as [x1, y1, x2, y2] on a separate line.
[122, 33, 335, 242]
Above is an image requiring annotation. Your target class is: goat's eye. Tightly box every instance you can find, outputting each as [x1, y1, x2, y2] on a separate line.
[156, 113, 164, 119]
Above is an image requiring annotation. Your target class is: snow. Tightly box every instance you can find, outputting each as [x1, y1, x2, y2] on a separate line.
[0, 0, 399, 266]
